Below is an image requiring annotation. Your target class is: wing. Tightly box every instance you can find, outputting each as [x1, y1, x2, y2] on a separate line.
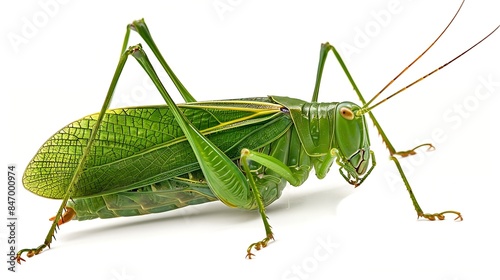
[23, 97, 292, 199]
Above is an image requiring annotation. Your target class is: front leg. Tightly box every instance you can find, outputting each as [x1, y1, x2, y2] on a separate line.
[390, 155, 463, 221]
[391, 142, 462, 221]
[310, 42, 462, 222]
[239, 147, 312, 258]
[240, 149, 275, 259]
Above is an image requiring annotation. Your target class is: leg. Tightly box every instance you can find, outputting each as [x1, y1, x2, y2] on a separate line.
[17, 38, 134, 264]
[17, 19, 215, 263]
[127, 19, 196, 103]
[130, 44, 319, 257]
[311, 42, 461, 221]
[240, 143, 312, 258]
[130, 45, 254, 209]
[130, 45, 274, 257]
[240, 149, 274, 259]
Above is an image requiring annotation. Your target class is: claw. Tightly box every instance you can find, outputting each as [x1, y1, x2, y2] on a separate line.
[419, 210, 462, 221]
[16, 256, 25, 265]
[16, 249, 36, 265]
[246, 234, 274, 259]
[395, 143, 435, 157]
[16, 244, 49, 264]
[454, 213, 463, 221]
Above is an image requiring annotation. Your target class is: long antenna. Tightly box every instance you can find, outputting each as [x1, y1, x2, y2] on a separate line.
[362, 24, 499, 114]
[364, 0, 465, 108]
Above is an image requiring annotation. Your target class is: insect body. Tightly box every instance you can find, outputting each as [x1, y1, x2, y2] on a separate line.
[25, 97, 370, 219]
[16, 1, 498, 263]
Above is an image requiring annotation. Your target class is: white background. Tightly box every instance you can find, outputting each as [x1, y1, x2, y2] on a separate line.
[2, 0, 499, 279]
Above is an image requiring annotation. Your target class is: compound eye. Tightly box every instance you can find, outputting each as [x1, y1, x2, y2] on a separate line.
[340, 107, 354, 120]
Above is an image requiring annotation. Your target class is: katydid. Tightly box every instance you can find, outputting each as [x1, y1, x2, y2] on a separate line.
[16, 0, 499, 263]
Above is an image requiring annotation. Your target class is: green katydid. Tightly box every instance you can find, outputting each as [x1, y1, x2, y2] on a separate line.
[16, 0, 499, 263]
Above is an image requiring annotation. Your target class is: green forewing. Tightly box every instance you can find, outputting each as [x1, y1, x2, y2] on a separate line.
[23, 98, 291, 199]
